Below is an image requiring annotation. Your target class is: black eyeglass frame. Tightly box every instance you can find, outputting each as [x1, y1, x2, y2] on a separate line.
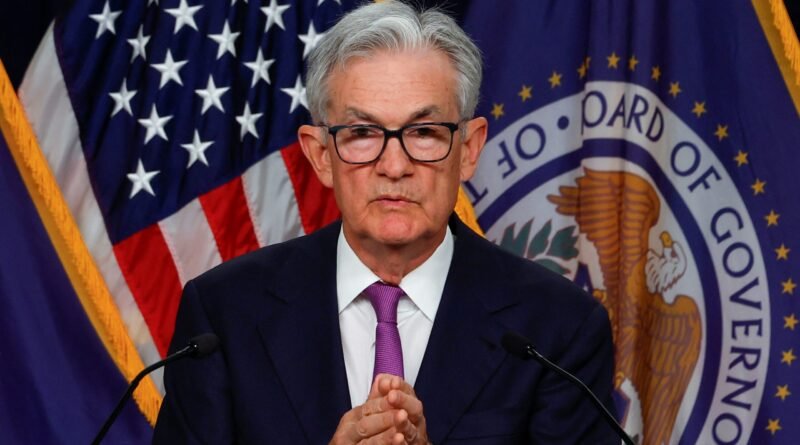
[321, 121, 462, 165]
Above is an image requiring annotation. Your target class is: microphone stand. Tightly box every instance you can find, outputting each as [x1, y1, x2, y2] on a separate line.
[91, 334, 218, 445]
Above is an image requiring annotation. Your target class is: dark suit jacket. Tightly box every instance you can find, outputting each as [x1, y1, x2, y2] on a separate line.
[153, 216, 618, 444]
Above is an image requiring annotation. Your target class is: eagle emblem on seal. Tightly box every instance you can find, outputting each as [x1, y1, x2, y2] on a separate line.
[548, 168, 702, 445]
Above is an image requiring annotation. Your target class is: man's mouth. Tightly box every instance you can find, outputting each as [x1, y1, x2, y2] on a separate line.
[374, 195, 413, 206]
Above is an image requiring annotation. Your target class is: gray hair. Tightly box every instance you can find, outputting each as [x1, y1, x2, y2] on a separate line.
[305, 1, 483, 124]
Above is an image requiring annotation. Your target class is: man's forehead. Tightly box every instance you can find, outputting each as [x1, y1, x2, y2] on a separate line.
[322, 48, 459, 123]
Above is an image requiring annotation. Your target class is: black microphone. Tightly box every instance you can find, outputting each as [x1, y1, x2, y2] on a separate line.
[501, 331, 634, 445]
[91, 333, 220, 445]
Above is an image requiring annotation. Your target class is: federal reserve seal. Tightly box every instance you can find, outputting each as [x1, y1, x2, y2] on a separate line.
[467, 81, 770, 444]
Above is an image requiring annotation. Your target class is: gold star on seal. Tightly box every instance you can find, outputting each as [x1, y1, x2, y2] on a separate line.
[766, 419, 782, 435]
[782, 349, 796, 365]
[607, 52, 620, 69]
[584, 56, 592, 69]
[765, 210, 780, 227]
[668, 81, 681, 98]
[692, 101, 707, 118]
[776, 244, 790, 260]
[776, 385, 791, 401]
[491, 103, 504, 120]
[782, 278, 796, 294]
[518, 85, 532, 102]
[628, 55, 639, 71]
[714, 124, 729, 141]
[577, 62, 588, 79]
[785, 314, 799, 330]
[751, 178, 766, 195]
[548, 71, 562, 88]
[734, 150, 749, 166]
[651, 65, 662, 81]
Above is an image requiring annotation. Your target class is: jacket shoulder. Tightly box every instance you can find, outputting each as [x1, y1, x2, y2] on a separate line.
[189, 221, 340, 294]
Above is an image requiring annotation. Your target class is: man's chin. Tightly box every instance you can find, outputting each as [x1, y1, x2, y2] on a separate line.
[372, 227, 418, 247]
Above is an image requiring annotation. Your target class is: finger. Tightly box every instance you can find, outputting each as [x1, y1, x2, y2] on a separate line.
[360, 394, 393, 417]
[393, 409, 418, 443]
[366, 376, 384, 400]
[362, 428, 407, 445]
[386, 390, 424, 423]
[337, 410, 395, 443]
[375, 374, 414, 397]
[373, 374, 399, 397]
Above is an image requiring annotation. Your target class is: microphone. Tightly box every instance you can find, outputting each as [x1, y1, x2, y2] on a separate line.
[91, 333, 220, 445]
[501, 332, 634, 445]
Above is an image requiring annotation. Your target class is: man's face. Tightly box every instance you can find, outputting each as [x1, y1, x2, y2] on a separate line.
[300, 48, 486, 252]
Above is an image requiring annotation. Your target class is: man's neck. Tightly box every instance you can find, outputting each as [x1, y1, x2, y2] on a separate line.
[342, 226, 447, 285]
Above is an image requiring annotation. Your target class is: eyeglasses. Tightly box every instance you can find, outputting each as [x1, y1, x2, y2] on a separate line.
[322, 122, 461, 164]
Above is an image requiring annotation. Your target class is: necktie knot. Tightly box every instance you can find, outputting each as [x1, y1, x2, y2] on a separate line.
[364, 282, 404, 324]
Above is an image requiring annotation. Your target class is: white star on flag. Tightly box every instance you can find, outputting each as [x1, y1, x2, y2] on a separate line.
[165, 0, 203, 34]
[109, 81, 137, 117]
[195, 76, 229, 114]
[181, 130, 213, 168]
[151, 49, 188, 88]
[127, 159, 160, 198]
[89, 1, 122, 38]
[138, 105, 173, 143]
[281, 75, 308, 113]
[298, 23, 325, 59]
[261, 0, 291, 33]
[236, 103, 263, 140]
[127, 27, 151, 62]
[244, 49, 275, 87]
[209, 22, 240, 59]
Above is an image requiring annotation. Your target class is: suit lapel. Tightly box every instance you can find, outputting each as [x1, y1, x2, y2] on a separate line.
[256, 223, 351, 445]
[414, 218, 520, 444]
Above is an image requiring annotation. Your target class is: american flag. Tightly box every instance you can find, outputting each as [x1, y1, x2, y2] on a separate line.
[19, 0, 350, 416]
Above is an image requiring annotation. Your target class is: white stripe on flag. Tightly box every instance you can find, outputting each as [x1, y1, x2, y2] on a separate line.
[242, 149, 305, 246]
[158, 199, 223, 286]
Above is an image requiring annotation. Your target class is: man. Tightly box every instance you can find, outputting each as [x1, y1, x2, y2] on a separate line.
[153, 2, 617, 444]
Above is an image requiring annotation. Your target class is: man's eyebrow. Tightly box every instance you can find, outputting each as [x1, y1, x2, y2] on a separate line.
[409, 106, 442, 121]
[343, 106, 444, 124]
[344, 108, 377, 122]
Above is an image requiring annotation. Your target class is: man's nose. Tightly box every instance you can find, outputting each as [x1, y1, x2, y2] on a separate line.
[375, 136, 413, 177]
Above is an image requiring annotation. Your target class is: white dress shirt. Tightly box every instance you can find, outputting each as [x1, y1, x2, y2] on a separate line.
[336, 227, 454, 406]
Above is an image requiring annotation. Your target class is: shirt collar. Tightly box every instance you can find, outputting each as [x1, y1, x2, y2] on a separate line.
[336, 226, 454, 322]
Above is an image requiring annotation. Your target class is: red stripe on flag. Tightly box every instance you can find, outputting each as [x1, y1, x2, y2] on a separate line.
[199, 176, 260, 261]
[281, 142, 340, 234]
[113, 224, 183, 357]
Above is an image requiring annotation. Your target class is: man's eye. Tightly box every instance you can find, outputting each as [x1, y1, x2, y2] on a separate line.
[350, 127, 378, 138]
[410, 126, 435, 137]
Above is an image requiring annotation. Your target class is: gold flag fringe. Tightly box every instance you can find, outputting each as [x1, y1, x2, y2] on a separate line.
[0, 60, 162, 425]
[753, 0, 800, 117]
[455, 185, 485, 237]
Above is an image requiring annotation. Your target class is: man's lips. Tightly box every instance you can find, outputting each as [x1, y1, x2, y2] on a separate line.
[373, 195, 414, 206]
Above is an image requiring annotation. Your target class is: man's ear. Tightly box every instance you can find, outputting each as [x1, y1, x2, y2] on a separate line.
[458, 116, 488, 181]
[298, 124, 334, 188]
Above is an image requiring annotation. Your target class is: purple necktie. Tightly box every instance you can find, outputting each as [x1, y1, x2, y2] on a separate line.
[364, 281, 405, 379]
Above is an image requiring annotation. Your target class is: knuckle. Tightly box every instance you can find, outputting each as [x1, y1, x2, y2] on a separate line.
[361, 401, 375, 417]
[355, 419, 370, 438]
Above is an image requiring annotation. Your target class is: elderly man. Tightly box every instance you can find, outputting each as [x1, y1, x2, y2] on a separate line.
[153, 2, 617, 444]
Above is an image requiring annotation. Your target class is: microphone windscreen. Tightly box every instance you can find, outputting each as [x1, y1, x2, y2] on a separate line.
[189, 333, 220, 358]
[501, 331, 533, 359]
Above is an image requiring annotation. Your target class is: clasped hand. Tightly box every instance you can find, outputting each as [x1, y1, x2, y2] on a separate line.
[329, 374, 430, 445]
